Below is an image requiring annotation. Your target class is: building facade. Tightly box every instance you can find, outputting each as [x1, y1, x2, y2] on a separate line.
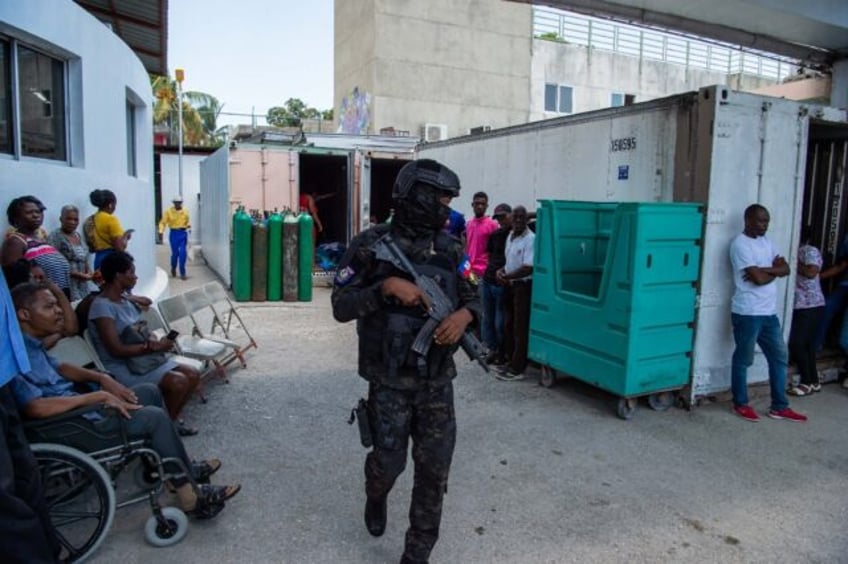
[0, 0, 163, 298]
[334, 0, 788, 140]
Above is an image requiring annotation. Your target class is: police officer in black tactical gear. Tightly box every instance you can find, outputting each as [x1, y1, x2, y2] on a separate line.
[332, 159, 481, 564]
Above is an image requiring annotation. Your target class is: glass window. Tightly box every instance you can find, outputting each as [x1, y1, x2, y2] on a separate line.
[544, 83, 557, 112]
[126, 100, 136, 176]
[558, 85, 573, 113]
[17, 46, 65, 160]
[0, 39, 11, 154]
[611, 92, 624, 107]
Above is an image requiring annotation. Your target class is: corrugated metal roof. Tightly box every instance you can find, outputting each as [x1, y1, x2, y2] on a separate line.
[75, 0, 168, 76]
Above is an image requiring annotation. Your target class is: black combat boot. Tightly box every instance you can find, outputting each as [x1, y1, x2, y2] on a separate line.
[364, 496, 387, 537]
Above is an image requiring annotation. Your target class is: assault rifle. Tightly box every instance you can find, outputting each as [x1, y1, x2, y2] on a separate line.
[373, 234, 489, 372]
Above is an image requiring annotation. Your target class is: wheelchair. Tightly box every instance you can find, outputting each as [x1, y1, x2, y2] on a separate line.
[25, 405, 199, 563]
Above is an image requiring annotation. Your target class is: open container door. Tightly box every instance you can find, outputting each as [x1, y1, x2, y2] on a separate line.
[684, 87, 846, 407]
[352, 148, 372, 240]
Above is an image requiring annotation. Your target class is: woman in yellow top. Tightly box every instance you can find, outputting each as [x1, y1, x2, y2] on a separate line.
[88, 189, 132, 270]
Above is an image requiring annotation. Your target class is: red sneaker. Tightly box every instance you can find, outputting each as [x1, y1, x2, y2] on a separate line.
[733, 405, 759, 422]
[767, 408, 807, 422]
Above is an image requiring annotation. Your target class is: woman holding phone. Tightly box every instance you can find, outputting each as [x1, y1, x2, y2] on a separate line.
[87, 189, 133, 270]
[87, 251, 201, 435]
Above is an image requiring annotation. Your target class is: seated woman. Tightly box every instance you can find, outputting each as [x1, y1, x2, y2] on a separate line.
[2, 196, 72, 299]
[9, 281, 240, 519]
[87, 251, 201, 435]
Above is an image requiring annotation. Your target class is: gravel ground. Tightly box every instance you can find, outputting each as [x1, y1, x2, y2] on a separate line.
[86, 250, 848, 564]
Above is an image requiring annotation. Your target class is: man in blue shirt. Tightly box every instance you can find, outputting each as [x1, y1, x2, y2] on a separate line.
[0, 268, 61, 564]
[10, 282, 241, 520]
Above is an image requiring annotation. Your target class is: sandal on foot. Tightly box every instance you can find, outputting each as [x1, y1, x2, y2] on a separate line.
[192, 459, 222, 483]
[177, 420, 199, 436]
[186, 484, 241, 520]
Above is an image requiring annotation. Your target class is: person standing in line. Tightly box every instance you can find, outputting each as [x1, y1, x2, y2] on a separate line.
[444, 207, 466, 240]
[496, 205, 534, 381]
[332, 159, 480, 564]
[481, 203, 512, 365]
[465, 191, 499, 284]
[158, 195, 191, 280]
[0, 267, 62, 564]
[47, 205, 95, 301]
[787, 227, 826, 396]
[87, 189, 132, 271]
[812, 236, 848, 351]
[729, 204, 806, 422]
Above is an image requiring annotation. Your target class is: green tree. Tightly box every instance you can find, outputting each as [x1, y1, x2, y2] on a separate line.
[266, 98, 325, 127]
[151, 75, 223, 147]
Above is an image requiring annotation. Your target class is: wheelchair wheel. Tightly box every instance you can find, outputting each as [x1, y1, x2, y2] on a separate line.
[32, 443, 116, 563]
[145, 506, 188, 547]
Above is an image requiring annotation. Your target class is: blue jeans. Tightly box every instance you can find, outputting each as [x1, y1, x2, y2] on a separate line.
[480, 279, 505, 352]
[169, 229, 188, 276]
[814, 283, 848, 350]
[93, 248, 115, 270]
[731, 313, 788, 411]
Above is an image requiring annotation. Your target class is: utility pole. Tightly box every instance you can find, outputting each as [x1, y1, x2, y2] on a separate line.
[176, 67, 185, 198]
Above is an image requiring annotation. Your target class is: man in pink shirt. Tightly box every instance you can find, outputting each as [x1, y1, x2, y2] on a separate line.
[465, 192, 499, 282]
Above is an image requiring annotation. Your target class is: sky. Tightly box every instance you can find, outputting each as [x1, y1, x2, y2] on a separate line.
[168, 0, 334, 127]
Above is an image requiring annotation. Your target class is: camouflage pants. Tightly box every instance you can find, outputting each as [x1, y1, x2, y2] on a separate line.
[366, 381, 456, 563]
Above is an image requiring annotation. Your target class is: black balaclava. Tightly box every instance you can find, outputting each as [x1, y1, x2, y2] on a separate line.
[391, 159, 460, 241]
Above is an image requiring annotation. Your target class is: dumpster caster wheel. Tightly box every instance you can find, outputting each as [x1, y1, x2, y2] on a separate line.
[647, 391, 675, 411]
[616, 398, 637, 420]
[540, 366, 557, 388]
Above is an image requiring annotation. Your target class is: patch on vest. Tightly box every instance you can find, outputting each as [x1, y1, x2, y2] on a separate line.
[458, 255, 472, 279]
[334, 265, 355, 287]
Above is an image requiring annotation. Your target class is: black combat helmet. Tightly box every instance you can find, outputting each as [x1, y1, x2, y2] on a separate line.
[392, 159, 461, 234]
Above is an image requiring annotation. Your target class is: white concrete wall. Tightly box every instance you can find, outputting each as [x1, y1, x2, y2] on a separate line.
[159, 154, 207, 245]
[0, 0, 163, 299]
[530, 39, 731, 119]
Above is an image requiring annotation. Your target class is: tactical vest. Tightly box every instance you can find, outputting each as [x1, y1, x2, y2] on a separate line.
[358, 236, 461, 389]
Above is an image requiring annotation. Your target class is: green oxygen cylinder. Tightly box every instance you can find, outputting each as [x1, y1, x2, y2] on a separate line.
[282, 211, 299, 302]
[266, 211, 283, 301]
[297, 210, 314, 302]
[232, 207, 253, 301]
[251, 215, 268, 301]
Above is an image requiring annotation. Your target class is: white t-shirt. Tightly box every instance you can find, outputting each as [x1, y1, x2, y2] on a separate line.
[505, 229, 535, 282]
[729, 233, 779, 315]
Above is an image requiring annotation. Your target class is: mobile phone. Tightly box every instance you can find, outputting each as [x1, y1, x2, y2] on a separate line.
[166, 329, 179, 341]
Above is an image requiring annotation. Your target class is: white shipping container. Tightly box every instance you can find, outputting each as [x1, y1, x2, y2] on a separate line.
[419, 85, 848, 404]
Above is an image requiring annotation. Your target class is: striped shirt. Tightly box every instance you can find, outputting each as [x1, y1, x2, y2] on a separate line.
[6, 231, 70, 290]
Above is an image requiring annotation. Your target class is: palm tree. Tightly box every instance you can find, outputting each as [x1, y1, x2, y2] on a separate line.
[151, 75, 223, 147]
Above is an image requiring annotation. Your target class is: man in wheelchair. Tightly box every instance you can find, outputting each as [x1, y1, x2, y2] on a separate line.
[10, 281, 241, 519]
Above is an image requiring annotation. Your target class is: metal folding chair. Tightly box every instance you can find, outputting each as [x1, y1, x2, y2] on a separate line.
[202, 281, 258, 357]
[183, 288, 246, 369]
[155, 294, 230, 388]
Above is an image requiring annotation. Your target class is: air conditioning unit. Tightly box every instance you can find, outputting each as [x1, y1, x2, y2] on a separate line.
[421, 123, 448, 143]
[467, 125, 492, 135]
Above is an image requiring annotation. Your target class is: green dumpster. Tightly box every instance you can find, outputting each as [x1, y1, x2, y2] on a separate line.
[528, 200, 703, 419]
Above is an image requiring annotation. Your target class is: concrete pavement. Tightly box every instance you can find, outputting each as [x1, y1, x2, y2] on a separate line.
[88, 247, 848, 563]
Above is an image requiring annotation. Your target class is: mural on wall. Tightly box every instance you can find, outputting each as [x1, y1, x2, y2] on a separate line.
[337, 87, 372, 134]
